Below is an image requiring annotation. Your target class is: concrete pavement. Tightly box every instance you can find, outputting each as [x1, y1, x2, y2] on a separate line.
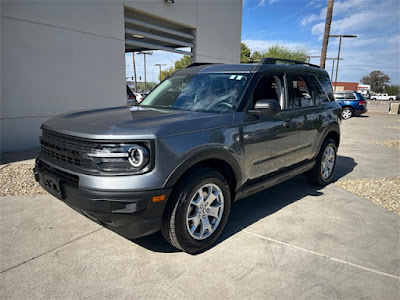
[1, 114, 399, 299]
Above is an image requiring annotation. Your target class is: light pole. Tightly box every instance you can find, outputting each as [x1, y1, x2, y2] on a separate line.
[164, 56, 175, 65]
[132, 52, 138, 93]
[307, 55, 321, 63]
[329, 34, 357, 90]
[329, 57, 343, 81]
[137, 51, 153, 92]
[155, 63, 166, 82]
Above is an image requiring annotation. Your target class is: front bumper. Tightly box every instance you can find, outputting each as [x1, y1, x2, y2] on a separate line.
[34, 159, 171, 239]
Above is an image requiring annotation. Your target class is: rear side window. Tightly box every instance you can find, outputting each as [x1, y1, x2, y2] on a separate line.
[345, 92, 356, 99]
[334, 93, 345, 99]
[317, 73, 334, 101]
[292, 76, 314, 107]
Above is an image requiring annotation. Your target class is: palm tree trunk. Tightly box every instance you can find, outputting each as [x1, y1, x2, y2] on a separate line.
[320, 0, 334, 69]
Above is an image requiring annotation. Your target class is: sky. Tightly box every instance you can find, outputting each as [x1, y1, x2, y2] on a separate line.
[126, 0, 400, 85]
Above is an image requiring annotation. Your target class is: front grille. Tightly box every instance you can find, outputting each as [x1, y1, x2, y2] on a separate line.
[40, 129, 97, 172]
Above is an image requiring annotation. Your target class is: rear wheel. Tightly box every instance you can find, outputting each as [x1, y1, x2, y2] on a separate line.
[306, 138, 337, 186]
[341, 107, 354, 120]
[161, 168, 231, 254]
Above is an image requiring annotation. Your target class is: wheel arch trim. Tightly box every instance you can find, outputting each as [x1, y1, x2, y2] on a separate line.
[162, 147, 242, 191]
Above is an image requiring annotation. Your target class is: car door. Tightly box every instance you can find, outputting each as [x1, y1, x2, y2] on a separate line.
[288, 73, 325, 161]
[241, 72, 300, 181]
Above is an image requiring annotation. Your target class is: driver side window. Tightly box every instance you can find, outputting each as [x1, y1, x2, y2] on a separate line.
[252, 75, 285, 110]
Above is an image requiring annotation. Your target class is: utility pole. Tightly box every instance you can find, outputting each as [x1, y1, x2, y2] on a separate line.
[329, 35, 357, 90]
[320, 0, 334, 69]
[154, 63, 166, 82]
[132, 52, 137, 93]
[137, 51, 153, 92]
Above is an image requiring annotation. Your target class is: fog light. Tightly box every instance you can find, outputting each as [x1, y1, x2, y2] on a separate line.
[112, 203, 137, 213]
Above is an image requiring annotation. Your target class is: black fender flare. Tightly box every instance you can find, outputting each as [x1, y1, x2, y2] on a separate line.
[162, 146, 243, 190]
[315, 123, 340, 158]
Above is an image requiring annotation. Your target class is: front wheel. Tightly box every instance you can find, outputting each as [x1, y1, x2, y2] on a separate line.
[306, 138, 337, 186]
[161, 168, 231, 254]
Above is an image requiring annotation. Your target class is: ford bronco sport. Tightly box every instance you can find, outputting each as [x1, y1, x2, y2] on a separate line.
[34, 58, 341, 253]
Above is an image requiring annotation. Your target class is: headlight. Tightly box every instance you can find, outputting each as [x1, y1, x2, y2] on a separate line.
[85, 144, 150, 173]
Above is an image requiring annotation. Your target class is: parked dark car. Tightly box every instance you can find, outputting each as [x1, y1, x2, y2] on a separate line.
[34, 58, 341, 253]
[334, 91, 367, 119]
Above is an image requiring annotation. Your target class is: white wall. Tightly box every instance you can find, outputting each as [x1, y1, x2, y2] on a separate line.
[195, 0, 242, 64]
[1, 1, 126, 152]
[1, 0, 242, 153]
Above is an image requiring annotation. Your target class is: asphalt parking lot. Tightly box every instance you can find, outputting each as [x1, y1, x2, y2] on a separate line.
[1, 114, 399, 299]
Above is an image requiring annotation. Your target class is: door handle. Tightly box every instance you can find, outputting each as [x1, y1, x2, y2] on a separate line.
[283, 119, 292, 128]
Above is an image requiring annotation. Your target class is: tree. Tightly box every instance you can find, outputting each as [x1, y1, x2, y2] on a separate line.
[135, 82, 157, 92]
[174, 55, 192, 70]
[320, 0, 334, 68]
[157, 56, 191, 82]
[384, 84, 400, 95]
[159, 67, 175, 81]
[241, 42, 251, 63]
[361, 71, 390, 93]
[250, 45, 308, 62]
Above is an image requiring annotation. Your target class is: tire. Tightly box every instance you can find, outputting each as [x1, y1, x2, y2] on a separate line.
[389, 98, 393, 101]
[306, 138, 337, 186]
[341, 107, 354, 120]
[161, 168, 231, 254]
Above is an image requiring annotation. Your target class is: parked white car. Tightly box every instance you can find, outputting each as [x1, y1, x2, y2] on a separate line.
[134, 92, 145, 103]
[370, 94, 396, 101]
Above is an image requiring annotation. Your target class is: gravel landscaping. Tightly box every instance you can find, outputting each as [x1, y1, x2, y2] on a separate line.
[1, 163, 399, 216]
[0, 164, 47, 196]
[336, 178, 400, 215]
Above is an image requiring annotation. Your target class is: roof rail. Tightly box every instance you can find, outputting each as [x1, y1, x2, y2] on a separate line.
[186, 62, 218, 68]
[260, 57, 320, 69]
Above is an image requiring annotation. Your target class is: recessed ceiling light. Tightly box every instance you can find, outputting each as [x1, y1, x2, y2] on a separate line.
[132, 34, 144, 39]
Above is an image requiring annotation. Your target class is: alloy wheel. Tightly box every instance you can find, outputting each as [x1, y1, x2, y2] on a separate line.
[186, 183, 224, 240]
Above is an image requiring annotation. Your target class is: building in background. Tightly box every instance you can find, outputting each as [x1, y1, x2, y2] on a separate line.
[357, 84, 371, 97]
[332, 82, 359, 91]
[1, 1, 242, 152]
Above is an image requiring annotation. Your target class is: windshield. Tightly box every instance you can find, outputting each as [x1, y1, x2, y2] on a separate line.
[140, 72, 250, 113]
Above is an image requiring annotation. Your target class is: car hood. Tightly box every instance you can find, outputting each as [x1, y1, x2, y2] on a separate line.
[42, 106, 233, 139]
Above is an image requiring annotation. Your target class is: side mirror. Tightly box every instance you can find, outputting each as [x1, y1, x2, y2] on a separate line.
[248, 99, 281, 116]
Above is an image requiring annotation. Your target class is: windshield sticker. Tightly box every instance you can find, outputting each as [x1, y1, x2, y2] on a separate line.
[236, 75, 243, 80]
[229, 75, 237, 80]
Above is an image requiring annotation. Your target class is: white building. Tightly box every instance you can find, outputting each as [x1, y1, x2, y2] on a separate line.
[1, 0, 243, 153]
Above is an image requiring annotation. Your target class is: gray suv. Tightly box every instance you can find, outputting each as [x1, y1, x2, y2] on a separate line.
[34, 58, 341, 253]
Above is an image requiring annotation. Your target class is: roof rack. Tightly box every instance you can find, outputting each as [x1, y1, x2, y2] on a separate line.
[186, 62, 218, 68]
[260, 57, 320, 69]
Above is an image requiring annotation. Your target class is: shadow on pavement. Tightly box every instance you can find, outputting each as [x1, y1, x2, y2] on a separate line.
[131, 155, 357, 254]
